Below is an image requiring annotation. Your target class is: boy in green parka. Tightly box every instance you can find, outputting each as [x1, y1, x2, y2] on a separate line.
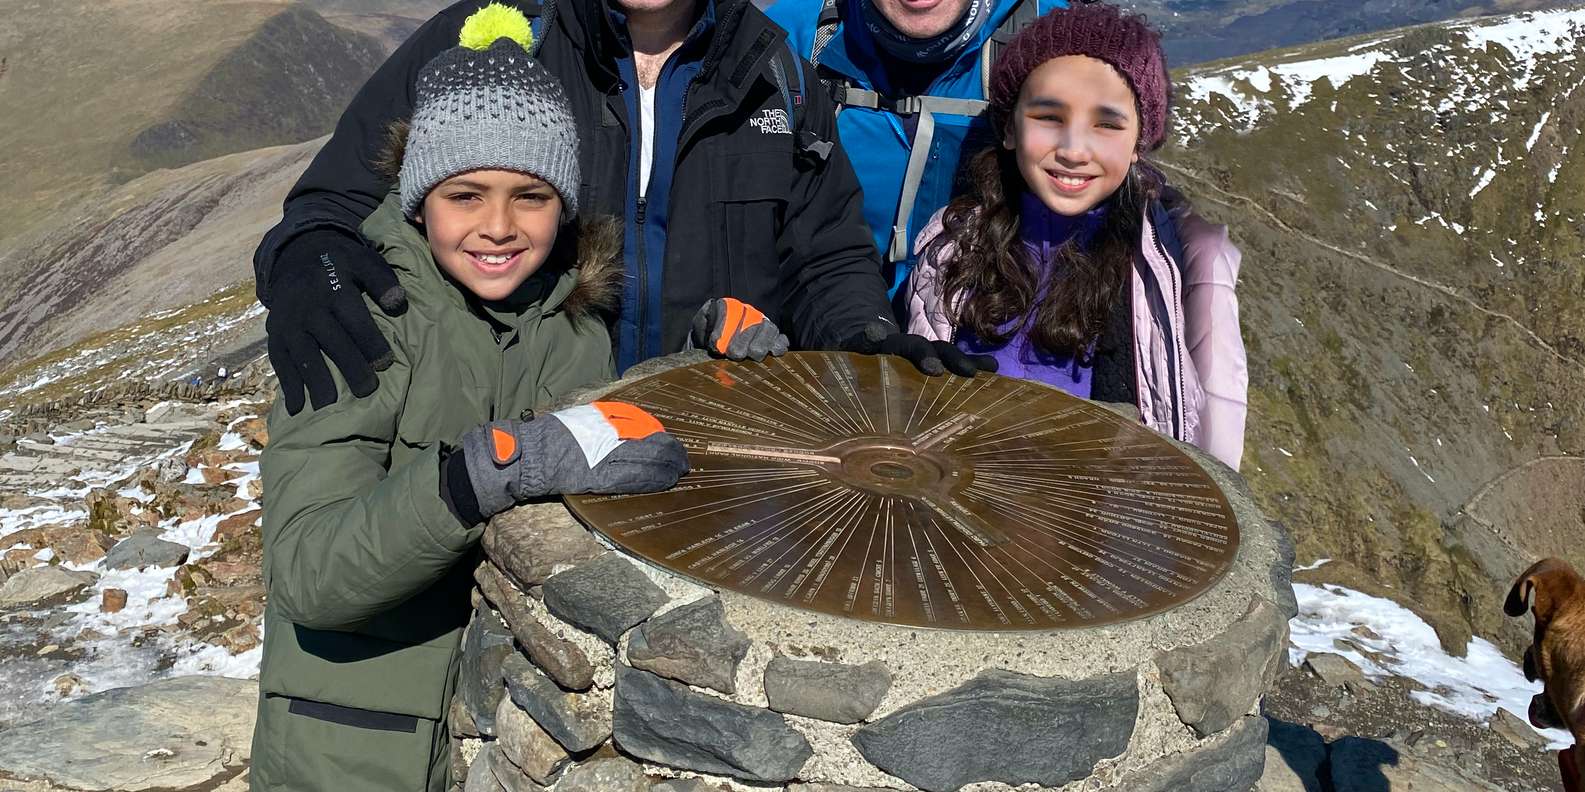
[250, 8, 690, 788]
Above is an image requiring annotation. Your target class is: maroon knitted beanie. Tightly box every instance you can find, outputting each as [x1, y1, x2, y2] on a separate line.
[989, 1, 1170, 152]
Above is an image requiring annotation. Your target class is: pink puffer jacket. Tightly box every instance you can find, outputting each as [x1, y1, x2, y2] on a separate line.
[905, 204, 1248, 471]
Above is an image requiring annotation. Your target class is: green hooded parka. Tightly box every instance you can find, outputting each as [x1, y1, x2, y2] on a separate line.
[250, 194, 620, 790]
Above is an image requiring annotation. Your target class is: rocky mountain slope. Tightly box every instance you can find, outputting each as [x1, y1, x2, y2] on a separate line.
[1157, 5, 1585, 659]
[296, 1, 455, 57]
[0, 139, 316, 373]
[0, 0, 385, 243]
[1126, 0, 1581, 65]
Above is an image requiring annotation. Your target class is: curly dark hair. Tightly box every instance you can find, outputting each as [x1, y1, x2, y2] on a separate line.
[922, 145, 1160, 362]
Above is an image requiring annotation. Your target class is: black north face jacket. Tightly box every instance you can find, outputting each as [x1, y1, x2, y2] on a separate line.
[254, 0, 895, 371]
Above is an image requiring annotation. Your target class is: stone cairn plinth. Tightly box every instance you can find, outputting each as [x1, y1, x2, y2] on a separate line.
[452, 354, 1297, 792]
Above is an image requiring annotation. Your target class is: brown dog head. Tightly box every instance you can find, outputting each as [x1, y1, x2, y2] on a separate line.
[1507, 558, 1585, 627]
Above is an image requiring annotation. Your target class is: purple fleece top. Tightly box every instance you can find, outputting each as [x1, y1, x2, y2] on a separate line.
[955, 193, 1108, 396]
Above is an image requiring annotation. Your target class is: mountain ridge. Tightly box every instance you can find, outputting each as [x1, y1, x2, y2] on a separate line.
[1158, 4, 1585, 658]
[0, 0, 385, 243]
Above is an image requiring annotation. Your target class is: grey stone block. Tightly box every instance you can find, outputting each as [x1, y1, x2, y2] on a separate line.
[554, 756, 652, 792]
[651, 779, 731, 792]
[1329, 737, 1506, 792]
[1489, 707, 1548, 750]
[1127, 714, 1267, 792]
[484, 505, 606, 588]
[0, 565, 97, 609]
[476, 561, 595, 690]
[1303, 652, 1370, 689]
[502, 653, 611, 753]
[613, 664, 811, 783]
[627, 596, 750, 694]
[463, 745, 506, 792]
[850, 669, 1137, 792]
[451, 697, 481, 739]
[491, 752, 548, 792]
[543, 553, 669, 644]
[461, 601, 515, 737]
[494, 696, 568, 784]
[764, 656, 891, 724]
[0, 676, 255, 791]
[1261, 718, 1325, 792]
[102, 532, 189, 570]
[1157, 597, 1288, 736]
[785, 785, 903, 791]
[1268, 520, 1299, 618]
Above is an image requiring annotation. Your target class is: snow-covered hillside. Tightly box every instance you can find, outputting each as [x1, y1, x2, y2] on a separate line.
[1175, 7, 1584, 226]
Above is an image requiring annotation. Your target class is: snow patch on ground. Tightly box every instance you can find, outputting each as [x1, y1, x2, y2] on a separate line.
[171, 635, 264, 678]
[0, 420, 264, 720]
[1181, 49, 1394, 129]
[1288, 582, 1574, 749]
[1455, 8, 1585, 91]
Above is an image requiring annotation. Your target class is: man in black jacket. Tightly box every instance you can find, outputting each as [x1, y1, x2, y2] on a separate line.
[256, 0, 993, 413]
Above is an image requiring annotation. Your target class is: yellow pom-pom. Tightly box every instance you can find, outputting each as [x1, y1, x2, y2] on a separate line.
[459, 2, 535, 52]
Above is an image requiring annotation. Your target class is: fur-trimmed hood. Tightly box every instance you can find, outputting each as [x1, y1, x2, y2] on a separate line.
[555, 214, 622, 323]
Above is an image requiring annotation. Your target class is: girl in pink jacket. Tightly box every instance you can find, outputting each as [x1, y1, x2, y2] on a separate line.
[905, 1, 1248, 470]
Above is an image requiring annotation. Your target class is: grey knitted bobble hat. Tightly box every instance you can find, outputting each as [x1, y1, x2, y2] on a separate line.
[399, 5, 580, 219]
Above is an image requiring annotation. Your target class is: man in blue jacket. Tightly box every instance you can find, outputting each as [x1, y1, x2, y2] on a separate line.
[767, 0, 1068, 301]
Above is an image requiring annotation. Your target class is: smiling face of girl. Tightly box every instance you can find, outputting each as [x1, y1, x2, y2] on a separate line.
[419, 169, 563, 302]
[1003, 55, 1142, 217]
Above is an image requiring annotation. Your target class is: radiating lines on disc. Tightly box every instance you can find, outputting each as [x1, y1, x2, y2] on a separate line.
[565, 352, 1239, 631]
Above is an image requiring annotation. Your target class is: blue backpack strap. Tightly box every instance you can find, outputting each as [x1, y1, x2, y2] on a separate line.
[803, 0, 1036, 262]
[768, 40, 834, 164]
[811, 0, 843, 65]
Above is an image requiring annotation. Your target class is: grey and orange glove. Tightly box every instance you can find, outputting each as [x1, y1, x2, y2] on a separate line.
[451, 402, 689, 519]
[689, 298, 789, 361]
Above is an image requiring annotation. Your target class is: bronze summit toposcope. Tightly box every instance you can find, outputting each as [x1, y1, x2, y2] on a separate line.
[565, 352, 1240, 631]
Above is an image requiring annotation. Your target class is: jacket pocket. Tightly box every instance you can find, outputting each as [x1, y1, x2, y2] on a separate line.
[254, 692, 447, 791]
[260, 608, 463, 721]
[711, 152, 788, 308]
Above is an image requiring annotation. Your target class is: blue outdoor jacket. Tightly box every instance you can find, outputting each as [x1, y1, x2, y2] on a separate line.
[768, 0, 1069, 298]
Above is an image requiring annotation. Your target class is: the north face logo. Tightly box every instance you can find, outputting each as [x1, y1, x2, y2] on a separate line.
[749, 108, 791, 135]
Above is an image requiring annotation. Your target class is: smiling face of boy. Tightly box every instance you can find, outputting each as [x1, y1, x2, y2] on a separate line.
[1004, 55, 1141, 217]
[419, 170, 563, 302]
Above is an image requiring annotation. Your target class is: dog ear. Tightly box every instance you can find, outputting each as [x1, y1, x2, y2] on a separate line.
[1507, 573, 1537, 618]
[1507, 558, 1580, 621]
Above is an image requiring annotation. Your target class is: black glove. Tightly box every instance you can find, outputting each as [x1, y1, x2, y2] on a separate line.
[265, 229, 408, 414]
[844, 321, 998, 377]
